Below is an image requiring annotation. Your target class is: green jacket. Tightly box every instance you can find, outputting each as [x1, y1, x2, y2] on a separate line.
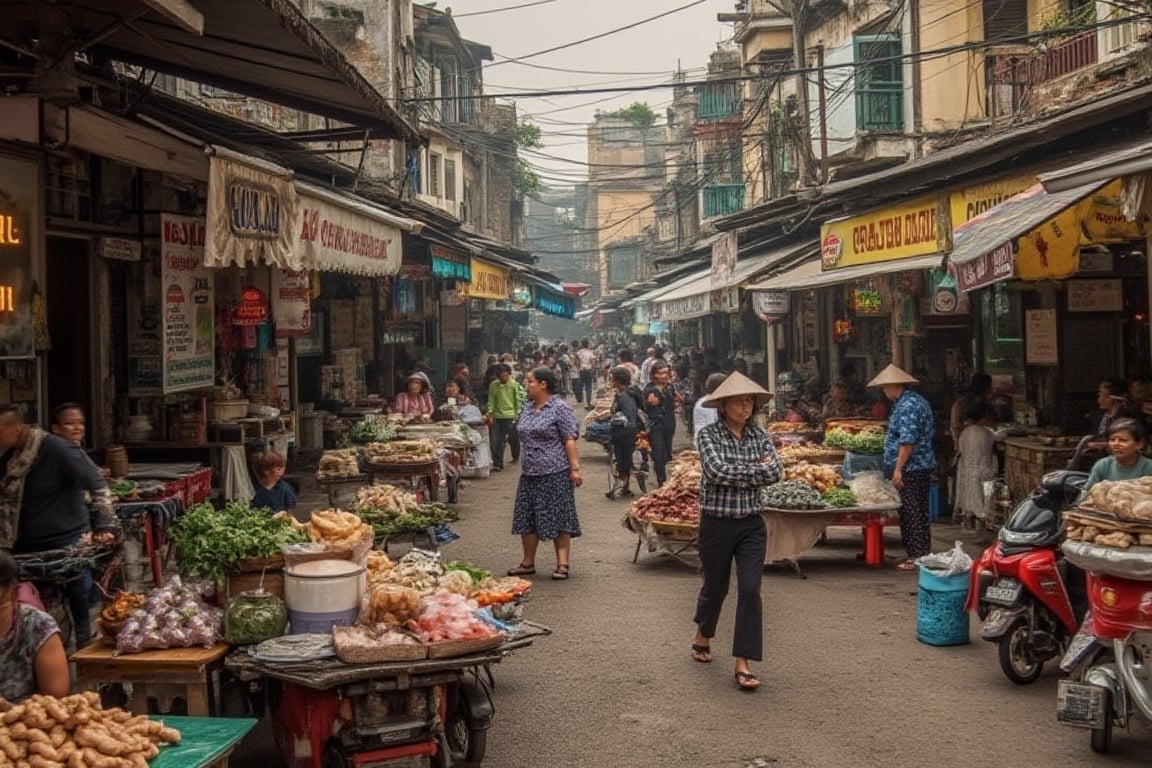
[487, 379, 525, 419]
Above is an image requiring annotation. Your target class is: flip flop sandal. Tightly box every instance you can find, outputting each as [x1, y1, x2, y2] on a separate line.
[895, 559, 919, 572]
[507, 563, 536, 576]
[690, 643, 712, 663]
[551, 565, 570, 580]
[734, 671, 761, 691]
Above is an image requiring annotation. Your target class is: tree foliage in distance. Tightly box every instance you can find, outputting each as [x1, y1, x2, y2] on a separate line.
[609, 102, 657, 128]
[514, 119, 544, 198]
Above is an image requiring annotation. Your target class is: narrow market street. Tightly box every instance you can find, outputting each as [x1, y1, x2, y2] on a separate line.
[235, 436, 1150, 768]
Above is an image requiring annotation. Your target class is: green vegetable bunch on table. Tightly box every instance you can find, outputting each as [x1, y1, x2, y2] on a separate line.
[824, 427, 886, 454]
[171, 501, 307, 584]
[823, 486, 858, 508]
[443, 560, 492, 584]
[357, 502, 459, 536]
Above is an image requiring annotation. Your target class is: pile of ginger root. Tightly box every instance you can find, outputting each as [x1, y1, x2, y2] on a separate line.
[0, 692, 180, 768]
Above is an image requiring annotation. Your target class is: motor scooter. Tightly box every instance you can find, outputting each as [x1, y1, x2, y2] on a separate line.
[1057, 543, 1152, 754]
[965, 468, 1088, 684]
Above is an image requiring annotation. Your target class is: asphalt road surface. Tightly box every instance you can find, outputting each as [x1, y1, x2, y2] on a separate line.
[238, 434, 1152, 768]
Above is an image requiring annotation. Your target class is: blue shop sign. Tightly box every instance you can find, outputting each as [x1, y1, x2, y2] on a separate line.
[430, 245, 472, 281]
[535, 288, 575, 318]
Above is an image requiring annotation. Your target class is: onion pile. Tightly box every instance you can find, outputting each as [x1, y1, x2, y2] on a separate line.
[631, 453, 701, 524]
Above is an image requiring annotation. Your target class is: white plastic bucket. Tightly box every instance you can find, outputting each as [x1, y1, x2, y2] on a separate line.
[283, 559, 365, 614]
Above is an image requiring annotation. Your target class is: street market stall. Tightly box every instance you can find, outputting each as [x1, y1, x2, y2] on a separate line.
[623, 452, 701, 569]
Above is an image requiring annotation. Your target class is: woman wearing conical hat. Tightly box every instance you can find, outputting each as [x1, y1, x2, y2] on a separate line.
[690, 371, 782, 691]
[867, 364, 937, 571]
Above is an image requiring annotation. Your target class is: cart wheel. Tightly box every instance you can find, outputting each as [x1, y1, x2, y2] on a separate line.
[444, 695, 487, 766]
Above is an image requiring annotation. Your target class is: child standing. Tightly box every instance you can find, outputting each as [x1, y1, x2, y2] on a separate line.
[251, 451, 297, 513]
[954, 402, 999, 528]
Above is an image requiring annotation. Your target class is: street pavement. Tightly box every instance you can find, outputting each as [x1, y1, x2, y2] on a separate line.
[237, 428, 1152, 768]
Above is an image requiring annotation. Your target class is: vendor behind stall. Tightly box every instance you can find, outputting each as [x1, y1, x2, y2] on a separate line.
[1084, 418, 1152, 490]
[821, 378, 859, 420]
[868, 365, 936, 572]
[391, 372, 435, 418]
[0, 550, 70, 703]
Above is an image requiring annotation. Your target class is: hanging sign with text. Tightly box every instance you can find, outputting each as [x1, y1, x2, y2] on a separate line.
[161, 214, 215, 393]
[271, 269, 311, 337]
[821, 195, 950, 269]
[0, 156, 37, 360]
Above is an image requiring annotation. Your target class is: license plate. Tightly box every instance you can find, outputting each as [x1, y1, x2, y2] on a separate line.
[1056, 680, 1108, 728]
[984, 578, 1022, 606]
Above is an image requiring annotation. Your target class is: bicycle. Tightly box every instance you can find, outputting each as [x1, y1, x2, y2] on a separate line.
[605, 432, 649, 498]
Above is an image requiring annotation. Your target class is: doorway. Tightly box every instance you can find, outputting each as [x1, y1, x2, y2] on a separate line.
[45, 236, 93, 435]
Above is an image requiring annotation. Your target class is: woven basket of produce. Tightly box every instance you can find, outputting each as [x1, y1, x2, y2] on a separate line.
[648, 520, 700, 540]
[235, 554, 286, 573]
[425, 633, 504, 659]
[333, 625, 428, 663]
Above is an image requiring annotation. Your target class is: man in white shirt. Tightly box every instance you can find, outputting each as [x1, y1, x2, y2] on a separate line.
[693, 373, 729, 447]
[638, 347, 658, 388]
[574, 339, 598, 408]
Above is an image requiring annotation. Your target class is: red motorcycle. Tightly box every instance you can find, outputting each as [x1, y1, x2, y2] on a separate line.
[1057, 541, 1152, 754]
[965, 469, 1088, 684]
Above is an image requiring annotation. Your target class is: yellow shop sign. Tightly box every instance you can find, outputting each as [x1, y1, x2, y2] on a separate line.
[949, 173, 1034, 226]
[463, 258, 509, 300]
[820, 195, 950, 269]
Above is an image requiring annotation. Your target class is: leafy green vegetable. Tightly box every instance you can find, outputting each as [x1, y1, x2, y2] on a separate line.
[443, 560, 492, 585]
[171, 501, 307, 584]
[823, 486, 858, 508]
[824, 427, 886, 454]
[357, 502, 459, 535]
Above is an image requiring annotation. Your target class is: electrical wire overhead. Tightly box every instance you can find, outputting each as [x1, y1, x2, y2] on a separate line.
[485, 0, 712, 69]
[452, 0, 558, 17]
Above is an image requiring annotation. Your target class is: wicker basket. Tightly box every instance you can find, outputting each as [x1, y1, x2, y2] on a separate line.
[648, 520, 700, 540]
[425, 633, 504, 659]
[333, 626, 428, 663]
[208, 400, 250, 421]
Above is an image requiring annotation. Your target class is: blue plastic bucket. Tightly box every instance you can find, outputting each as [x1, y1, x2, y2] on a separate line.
[916, 567, 970, 646]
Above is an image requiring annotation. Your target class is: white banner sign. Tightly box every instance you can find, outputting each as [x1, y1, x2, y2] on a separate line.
[271, 269, 312, 338]
[161, 214, 215, 393]
[297, 190, 403, 276]
[204, 153, 299, 269]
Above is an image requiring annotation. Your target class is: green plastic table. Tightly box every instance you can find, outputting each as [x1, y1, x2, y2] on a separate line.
[149, 716, 257, 768]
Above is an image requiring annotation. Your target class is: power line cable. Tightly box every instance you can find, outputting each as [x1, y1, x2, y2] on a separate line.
[453, 0, 558, 17]
[482, 0, 712, 70]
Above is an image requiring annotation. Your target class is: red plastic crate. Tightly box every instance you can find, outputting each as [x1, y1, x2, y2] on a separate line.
[185, 467, 213, 505]
[162, 479, 187, 506]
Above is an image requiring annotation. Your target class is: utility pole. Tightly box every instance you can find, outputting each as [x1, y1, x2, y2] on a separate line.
[790, 0, 817, 187]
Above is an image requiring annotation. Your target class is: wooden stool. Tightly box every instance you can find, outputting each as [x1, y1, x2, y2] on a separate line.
[71, 642, 230, 717]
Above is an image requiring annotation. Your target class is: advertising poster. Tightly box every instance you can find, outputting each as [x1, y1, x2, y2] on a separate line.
[161, 214, 215, 392]
[271, 269, 311, 337]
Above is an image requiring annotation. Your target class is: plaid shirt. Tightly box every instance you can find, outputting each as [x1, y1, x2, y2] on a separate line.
[697, 420, 782, 519]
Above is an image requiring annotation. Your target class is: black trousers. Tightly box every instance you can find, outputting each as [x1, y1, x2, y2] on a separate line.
[693, 514, 766, 661]
[490, 418, 520, 468]
[649, 421, 675, 486]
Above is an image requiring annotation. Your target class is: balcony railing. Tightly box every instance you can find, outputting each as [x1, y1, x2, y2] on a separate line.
[987, 31, 1099, 115]
[702, 184, 746, 218]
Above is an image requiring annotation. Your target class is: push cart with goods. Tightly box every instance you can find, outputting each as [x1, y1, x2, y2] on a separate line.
[225, 625, 549, 768]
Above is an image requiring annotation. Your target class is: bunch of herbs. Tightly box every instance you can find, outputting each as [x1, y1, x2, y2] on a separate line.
[172, 501, 307, 584]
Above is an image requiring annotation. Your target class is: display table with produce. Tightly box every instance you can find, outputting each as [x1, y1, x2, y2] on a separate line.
[71, 642, 231, 717]
[760, 458, 902, 577]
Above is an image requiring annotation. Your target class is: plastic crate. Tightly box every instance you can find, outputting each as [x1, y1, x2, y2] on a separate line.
[185, 467, 213, 505]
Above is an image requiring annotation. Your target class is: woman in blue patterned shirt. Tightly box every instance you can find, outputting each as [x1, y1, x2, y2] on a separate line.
[869, 364, 937, 571]
[506, 367, 583, 581]
[691, 372, 782, 691]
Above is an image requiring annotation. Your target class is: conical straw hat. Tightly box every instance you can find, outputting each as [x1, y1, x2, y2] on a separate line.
[702, 371, 773, 409]
[867, 364, 919, 387]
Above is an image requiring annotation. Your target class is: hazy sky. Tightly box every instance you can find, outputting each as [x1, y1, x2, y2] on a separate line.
[450, 0, 736, 184]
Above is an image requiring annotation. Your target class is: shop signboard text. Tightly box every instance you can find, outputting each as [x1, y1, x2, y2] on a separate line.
[820, 195, 948, 269]
[162, 214, 215, 393]
[0, 156, 37, 360]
